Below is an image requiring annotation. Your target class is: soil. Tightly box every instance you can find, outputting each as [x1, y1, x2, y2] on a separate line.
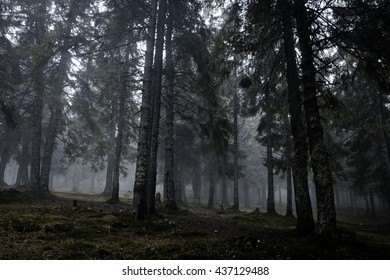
[0, 188, 389, 259]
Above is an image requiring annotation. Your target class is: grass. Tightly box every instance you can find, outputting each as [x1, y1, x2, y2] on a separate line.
[0, 188, 389, 259]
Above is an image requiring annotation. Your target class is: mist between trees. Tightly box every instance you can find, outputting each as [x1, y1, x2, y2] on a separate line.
[1, 0, 389, 237]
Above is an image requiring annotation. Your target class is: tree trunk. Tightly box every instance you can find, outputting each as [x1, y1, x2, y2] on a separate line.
[133, 0, 158, 219]
[286, 166, 293, 217]
[146, 0, 167, 215]
[163, 6, 176, 209]
[220, 155, 230, 208]
[294, 0, 336, 235]
[103, 153, 114, 196]
[111, 69, 129, 202]
[265, 90, 276, 214]
[30, 72, 44, 191]
[0, 148, 10, 186]
[15, 129, 30, 186]
[243, 180, 250, 208]
[207, 154, 216, 209]
[280, 0, 314, 233]
[262, 184, 266, 210]
[192, 152, 202, 204]
[175, 157, 183, 204]
[232, 91, 240, 210]
[39, 0, 81, 193]
[103, 95, 117, 196]
[364, 194, 370, 217]
[40, 49, 71, 193]
[368, 189, 376, 219]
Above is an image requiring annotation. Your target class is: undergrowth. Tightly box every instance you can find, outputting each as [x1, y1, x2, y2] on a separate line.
[0, 188, 389, 259]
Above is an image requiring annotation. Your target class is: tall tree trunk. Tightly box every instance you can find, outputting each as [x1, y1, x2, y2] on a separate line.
[30, 71, 44, 190]
[15, 129, 30, 186]
[243, 180, 250, 208]
[40, 50, 71, 193]
[232, 92, 240, 210]
[111, 68, 129, 202]
[286, 166, 293, 217]
[103, 152, 114, 196]
[146, 0, 167, 214]
[294, 0, 336, 235]
[175, 156, 183, 204]
[261, 183, 266, 209]
[103, 96, 117, 196]
[265, 90, 276, 214]
[30, 81, 44, 190]
[163, 5, 176, 209]
[133, 0, 158, 219]
[192, 151, 202, 204]
[368, 189, 376, 219]
[39, 0, 81, 193]
[220, 155, 230, 208]
[280, 0, 314, 233]
[207, 154, 216, 209]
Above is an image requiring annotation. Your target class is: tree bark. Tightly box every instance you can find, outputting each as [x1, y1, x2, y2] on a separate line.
[133, 0, 158, 219]
[232, 91, 240, 210]
[207, 154, 216, 209]
[146, 0, 167, 214]
[103, 94, 117, 196]
[368, 189, 376, 219]
[294, 0, 336, 235]
[15, 129, 30, 186]
[175, 156, 183, 204]
[40, 50, 71, 193]
[163, 5, 176, 209]
[103, 151, 114, 196]
[111, 60, 129, 202]
[192, 149, 202, 204]
[279, 0, 314, 232]
[286, 166, 293, 217]
[30, 16, 45, 191]
[220, 155, 230, 208]
[265, 89, 276, 214]
[0, 147, 10, 185]
[39, 0, 82, 193]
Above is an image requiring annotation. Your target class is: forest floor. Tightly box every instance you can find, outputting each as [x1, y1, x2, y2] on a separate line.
[0, 187, 389, 259]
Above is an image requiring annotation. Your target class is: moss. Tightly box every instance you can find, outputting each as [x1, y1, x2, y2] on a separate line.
[0, 190, 389, 259]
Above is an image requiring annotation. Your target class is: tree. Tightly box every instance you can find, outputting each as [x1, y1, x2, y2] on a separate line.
[163, 1, 176, 208]
[293, 0, 336, 235]
[146, 0, 167, 214]
[279, 0, 314, 232]
[133, 0, 158, 219]
[40, 0, 89, 193]
[29, 0, 48, 191]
